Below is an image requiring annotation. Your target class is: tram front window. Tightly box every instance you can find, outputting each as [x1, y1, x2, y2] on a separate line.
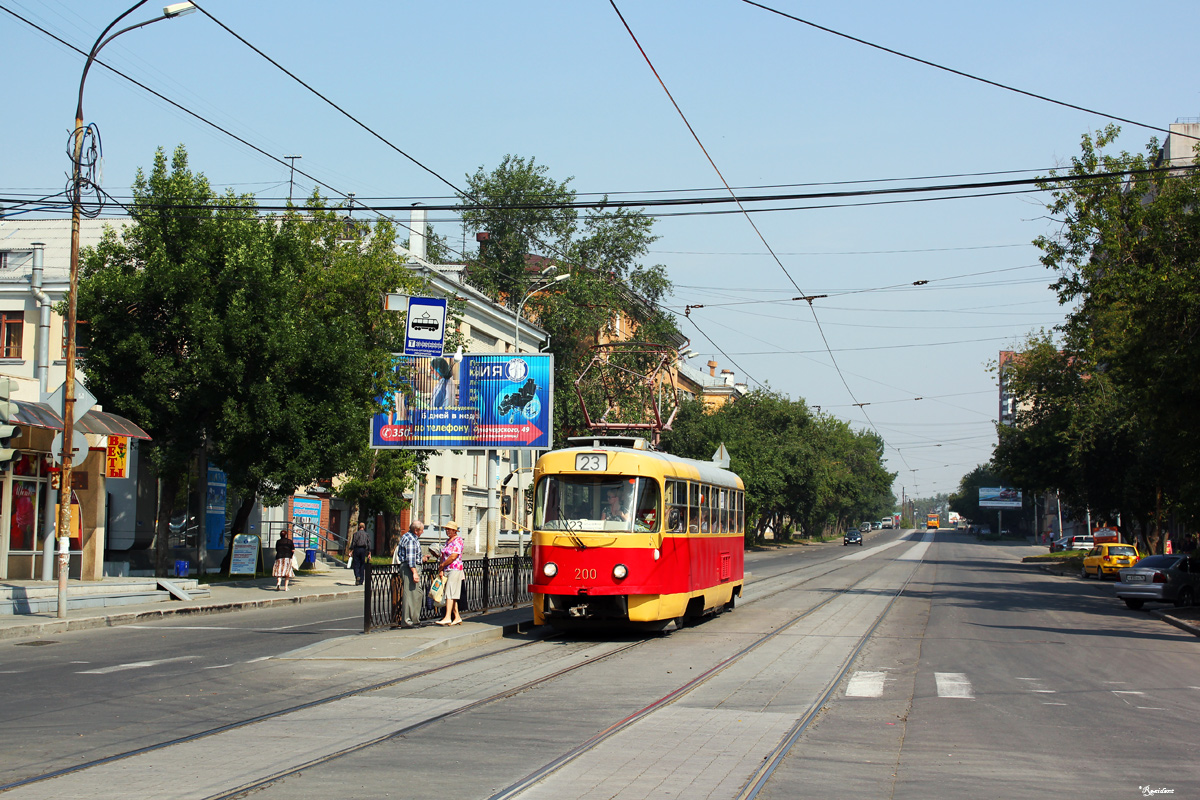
[535, 476, 661, 533]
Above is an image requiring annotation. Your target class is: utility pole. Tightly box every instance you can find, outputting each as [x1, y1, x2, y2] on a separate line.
[284, 155, 301, 204]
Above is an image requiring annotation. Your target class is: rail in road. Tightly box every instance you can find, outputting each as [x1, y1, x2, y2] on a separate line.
[0, 530, 936, 800]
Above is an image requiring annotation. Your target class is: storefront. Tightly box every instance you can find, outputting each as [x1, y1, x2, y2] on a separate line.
[0, 400, 150, 581]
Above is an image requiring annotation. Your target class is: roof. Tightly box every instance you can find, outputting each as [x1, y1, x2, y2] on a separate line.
[0, 217, 131, 284]
[13, 400, 152, 440]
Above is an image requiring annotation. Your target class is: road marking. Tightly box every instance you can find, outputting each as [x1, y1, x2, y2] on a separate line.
[1111, 691, 1144, 695]
[1136, 707, 1166, 710]
[1031, 689, 1056, 693]
[897, 531, 935, 561]
[77, 655, 198, 674]
[1042, 702, 1067, 706]
[845, 671, 887, 697]
[203, 664, 234, 670]
[935, 672, 974, 699]
[839, 538, 910, 562]
[246, 656, 271, 663]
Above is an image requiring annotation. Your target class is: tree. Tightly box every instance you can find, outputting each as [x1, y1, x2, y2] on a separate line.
[79, 145, 421, 573]
[994, 124, 1200, 546]
[458, 157, 681, 445]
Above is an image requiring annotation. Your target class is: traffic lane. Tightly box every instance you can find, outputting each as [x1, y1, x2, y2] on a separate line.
[0, 599, 387, 785]
[760, 532, 1200, 799]
[894, 535, 1200, 798]
[744, 527, 912, 580]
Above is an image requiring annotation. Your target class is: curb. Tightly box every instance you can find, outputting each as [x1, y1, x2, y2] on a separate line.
[0, 588, 360, 642]
[1150, 609, 1200, 638]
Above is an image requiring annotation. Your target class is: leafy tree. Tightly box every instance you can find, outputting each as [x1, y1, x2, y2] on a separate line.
[991, 124, 1200, 547]
[458, 157, 681, 445]
[79, 145, 420, 573]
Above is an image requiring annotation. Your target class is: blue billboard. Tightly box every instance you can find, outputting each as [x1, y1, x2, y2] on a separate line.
[371, 353, 553, 449]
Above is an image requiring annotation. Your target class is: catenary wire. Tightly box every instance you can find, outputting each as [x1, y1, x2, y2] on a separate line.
[741, 0, 1200, 142]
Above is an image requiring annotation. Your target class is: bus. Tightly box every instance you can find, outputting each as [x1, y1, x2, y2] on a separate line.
[926, 513, 940, 530]
[529, 437, 744, 629]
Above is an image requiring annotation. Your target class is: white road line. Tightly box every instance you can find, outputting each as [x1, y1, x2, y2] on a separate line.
[845, 671, 887, 697]
[1112, 691, 1145, 695]
[77, 655, 198, 675]
[1042, 702, 1067, 706]
[1136, 707, 1166, 710]
[203, 664, 234, 670]
[935, 672, 974, 699]
[1031, 689, 1056, 693]
[245, 656, 271, 663]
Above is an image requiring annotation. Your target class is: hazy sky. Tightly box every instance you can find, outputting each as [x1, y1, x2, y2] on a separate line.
[5, 0, 1198, 498]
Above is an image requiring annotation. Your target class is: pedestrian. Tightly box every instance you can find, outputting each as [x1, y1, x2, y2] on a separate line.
[395, 520, 424, 628]
[435, 520, 464, 626]
[350, 522, 371, 586]
[273, 529, 295, 592]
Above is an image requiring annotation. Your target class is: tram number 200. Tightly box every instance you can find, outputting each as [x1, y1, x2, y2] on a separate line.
[575, 453, 608, 471]
[575, 568, 597, 580]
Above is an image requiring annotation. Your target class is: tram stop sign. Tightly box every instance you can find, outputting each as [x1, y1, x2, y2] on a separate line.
[404, 296, 447, 357]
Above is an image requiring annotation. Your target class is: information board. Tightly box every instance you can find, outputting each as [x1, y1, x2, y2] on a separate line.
[292, 496, 322, 549]
[371, 353, 553, 449]
[229, 534, 260, 575]
[979, 486, 1022, 509]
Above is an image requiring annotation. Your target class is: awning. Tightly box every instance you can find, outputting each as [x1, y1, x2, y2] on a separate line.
[13, 400, 152, 440]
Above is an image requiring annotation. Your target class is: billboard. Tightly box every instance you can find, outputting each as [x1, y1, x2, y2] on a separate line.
[979, 486, 1022, 509]
[371, 353, 553, 449]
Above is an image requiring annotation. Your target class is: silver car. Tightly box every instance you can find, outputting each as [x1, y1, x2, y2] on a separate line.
[1115, 554, 1200, 610]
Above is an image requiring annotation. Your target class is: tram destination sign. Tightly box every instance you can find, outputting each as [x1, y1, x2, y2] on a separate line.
[371, 353, 554, 449]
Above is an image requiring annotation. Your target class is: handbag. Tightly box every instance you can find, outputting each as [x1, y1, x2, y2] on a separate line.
[429, 574, 446, 605]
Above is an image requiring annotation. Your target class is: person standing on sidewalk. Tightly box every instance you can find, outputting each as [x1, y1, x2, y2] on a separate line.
[273, 529, 295, 591]
[396, 520, 424, 628]
[350, 523, 371, 586]
[435, 521, 465, 626]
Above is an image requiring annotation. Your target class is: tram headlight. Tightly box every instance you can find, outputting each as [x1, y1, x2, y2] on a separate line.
[653, 549, 661, 561]
[612, 564, 628, 580]
[542, 562, 558, 577]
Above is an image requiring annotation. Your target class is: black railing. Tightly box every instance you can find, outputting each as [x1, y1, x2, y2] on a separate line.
[363, 554, 534, 632]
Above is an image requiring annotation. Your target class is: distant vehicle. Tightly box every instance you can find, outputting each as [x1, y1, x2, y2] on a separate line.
[859, 522, 872, 533]
[1049, 536, 1072, 553]
[926, 513, 940, 530]
[1082, 543, 1140, 580]
[871, 521, 882, 529]
[1066, 535, 1094, 551]
[881, 518, 893, 529]
[1116, 554, 1200, 609]
[844, 529, 863, 546]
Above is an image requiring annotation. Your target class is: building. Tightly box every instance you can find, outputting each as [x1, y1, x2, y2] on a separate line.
[676, 359, 748, 411]
[0, 217, 151, 581]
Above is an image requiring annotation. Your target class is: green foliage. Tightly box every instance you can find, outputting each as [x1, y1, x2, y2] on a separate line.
[458, 156, 681, 445]
[991, 125, 1200, 543]
[78, 145, 424, 530]
[661, 391, 895, 542]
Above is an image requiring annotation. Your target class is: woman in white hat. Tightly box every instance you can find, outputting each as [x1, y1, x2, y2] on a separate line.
[434, 520, 465, 625]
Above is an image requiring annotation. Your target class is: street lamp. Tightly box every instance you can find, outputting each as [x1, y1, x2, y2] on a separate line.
[59, 1, 195, 617]
[513, 270, 570, 354]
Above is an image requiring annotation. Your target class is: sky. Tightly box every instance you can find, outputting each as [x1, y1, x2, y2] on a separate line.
[4, 0, 1198, 499]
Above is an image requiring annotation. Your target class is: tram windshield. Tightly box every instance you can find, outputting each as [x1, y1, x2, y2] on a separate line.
[534, 475, 661, 533]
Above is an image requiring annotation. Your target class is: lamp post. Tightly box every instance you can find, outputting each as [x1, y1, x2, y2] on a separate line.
[499, 269, 568, 543]
[59, 1, 196, 618]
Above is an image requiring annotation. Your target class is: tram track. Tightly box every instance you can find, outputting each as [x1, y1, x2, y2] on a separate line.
[1, 531, 924, 799]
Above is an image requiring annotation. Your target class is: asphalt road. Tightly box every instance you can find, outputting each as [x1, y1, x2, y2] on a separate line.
[4, 529, 1197, 799]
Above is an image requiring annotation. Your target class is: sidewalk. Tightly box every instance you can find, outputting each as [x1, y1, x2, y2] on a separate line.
[0, 569, 364, 642]
[0, 568, 538, 654]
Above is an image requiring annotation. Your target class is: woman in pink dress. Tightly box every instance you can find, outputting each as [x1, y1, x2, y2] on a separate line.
[434, 521, 464, 625]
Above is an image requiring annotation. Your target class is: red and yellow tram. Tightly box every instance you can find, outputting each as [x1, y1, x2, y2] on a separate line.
[529, 437, 744, 629]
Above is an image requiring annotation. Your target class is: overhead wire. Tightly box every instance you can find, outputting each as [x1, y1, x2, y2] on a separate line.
[740, 0, 1200, 143]
[607, 0, 919, 482]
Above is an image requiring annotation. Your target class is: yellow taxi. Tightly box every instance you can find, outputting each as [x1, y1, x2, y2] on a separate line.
[1082, 543, 1141, 580]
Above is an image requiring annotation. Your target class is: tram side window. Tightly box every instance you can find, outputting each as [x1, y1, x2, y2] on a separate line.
[634, 480, 661, 532]
[701, 487, 712, 532]
[688, 482, 700, 532]
[736, 490, 744, 534]
[665, 479, 686, 532]
[719, 488, 729, 533]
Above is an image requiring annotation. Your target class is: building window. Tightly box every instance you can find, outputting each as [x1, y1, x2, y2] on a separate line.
[1, 312, 23, 358]
[61, 320, 88, 359]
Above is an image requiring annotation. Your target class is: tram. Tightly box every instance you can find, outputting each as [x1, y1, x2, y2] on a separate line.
[529, 436, 745, 629]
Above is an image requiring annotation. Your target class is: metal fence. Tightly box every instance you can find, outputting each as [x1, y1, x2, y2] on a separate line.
[363, 554, 534, 632]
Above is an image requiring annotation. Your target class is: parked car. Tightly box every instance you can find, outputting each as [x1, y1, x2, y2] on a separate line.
[1116, 554, 1200, 609]
[859, 522, 872, 533]
[1082, 543, 1140, 579]
[1065, 535, 1094, 551]
[1049, 536, 1071, 553]
[844, 529, 863, 546]
[871, 521, 882, 530]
